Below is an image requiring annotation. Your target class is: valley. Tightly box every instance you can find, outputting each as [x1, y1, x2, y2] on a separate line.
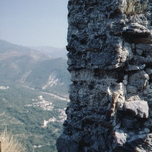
[0, 40, 69, 152]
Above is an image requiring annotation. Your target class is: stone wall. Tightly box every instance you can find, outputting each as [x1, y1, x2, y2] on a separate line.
[57, 0, 152, 151]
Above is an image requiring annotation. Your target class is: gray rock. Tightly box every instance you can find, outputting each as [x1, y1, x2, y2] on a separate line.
[146, 68, 152, 75]
[124, 100, 149, 118]
[125, 64, 146, 71]
[144, 128, 150, 133]
[113, 130, 127, 145]
[56, 134, 79, 152]
[127, 85, 137, 94]
[123, 80, 128, 85]
[128, 70, 149, 90]
[136, 48, 143, 55]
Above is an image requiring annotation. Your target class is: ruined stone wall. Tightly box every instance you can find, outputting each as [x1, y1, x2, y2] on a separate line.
[57, 0, 152, 151]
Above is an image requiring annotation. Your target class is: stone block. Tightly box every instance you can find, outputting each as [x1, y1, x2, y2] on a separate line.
[124, 100, 149, 118]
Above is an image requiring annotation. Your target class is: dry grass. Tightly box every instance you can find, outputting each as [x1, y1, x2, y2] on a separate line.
[0, 129, 26, 152]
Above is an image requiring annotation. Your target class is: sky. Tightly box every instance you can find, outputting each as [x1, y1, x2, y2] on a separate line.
[0, 0, 68, 48]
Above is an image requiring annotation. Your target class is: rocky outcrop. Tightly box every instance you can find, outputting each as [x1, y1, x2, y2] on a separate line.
[57, 0, 152, 151]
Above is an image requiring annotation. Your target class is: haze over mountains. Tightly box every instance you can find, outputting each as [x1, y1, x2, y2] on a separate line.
[0, 39, 70, 96]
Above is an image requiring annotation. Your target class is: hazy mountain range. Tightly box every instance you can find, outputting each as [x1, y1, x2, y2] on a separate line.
[0, 39, 70, 96]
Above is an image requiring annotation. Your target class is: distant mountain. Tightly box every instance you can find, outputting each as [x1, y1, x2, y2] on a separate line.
[0, 39, 35, 53]
[0, 39, 70, 96]
[31, 46, 67, 59]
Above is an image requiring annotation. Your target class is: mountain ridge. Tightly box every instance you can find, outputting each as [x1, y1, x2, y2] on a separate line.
[0, 39, 70, 96]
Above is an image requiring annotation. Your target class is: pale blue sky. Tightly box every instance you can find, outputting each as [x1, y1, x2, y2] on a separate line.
[0, 0, 68, 48]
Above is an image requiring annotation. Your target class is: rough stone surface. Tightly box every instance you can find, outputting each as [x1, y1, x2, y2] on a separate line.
[57, 0, 152, 151]
[124, 100, 149, 118]
[56, 134, 78, 152]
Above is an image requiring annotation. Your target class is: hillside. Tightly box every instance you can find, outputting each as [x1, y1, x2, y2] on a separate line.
[0, 40, 70, 152]
[0, 39, 70, 96]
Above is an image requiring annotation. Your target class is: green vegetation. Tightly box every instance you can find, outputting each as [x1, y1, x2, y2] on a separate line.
[0, 85, 67, 152]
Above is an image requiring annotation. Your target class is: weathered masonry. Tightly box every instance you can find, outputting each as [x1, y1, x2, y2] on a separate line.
[57, 0, 152, 151]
